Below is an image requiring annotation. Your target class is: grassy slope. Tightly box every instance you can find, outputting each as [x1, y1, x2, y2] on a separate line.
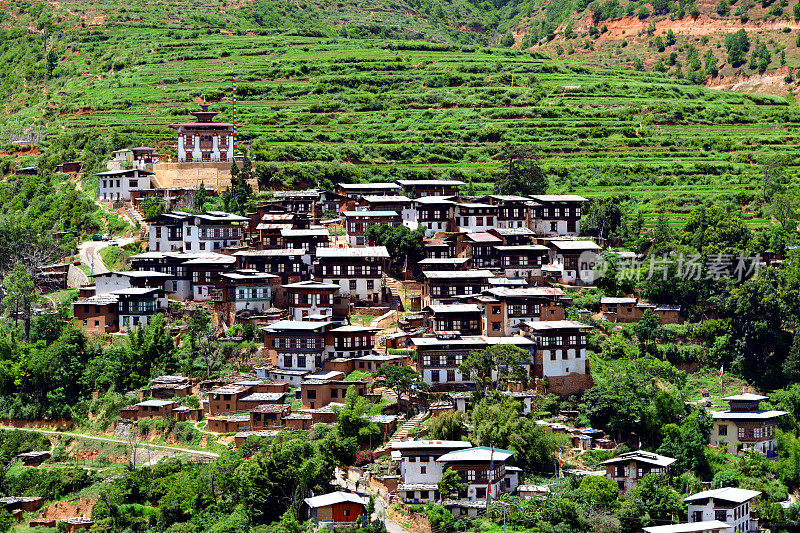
[1, 0, 799, 227]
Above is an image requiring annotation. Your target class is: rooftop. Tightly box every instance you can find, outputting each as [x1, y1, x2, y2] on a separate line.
[684, 487, 761, 504]
[304, 491, 365, 509]
[316, 246, 390, 259]
[484, 287, 565, 298]
[549, 240, 602, 251]
[600, 451, 676, 468]
[438, 446, 515, 463]
[425, 304, 482, 314]
[423, 269, 493, 280]
[240, 393, 286, 402]
[530, 194, 589, 203]
[642, 521, 731, 533]
[342, 210, 400, 217]
[523, 320, 591, 331]
[396, 179, 465, 186]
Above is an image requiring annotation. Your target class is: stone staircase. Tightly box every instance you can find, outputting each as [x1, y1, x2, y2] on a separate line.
[375, 411, 430, 456]
[125, 202, 148, 233]
[383, 276, 405, 311]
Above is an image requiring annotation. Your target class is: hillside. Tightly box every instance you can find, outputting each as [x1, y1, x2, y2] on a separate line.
[0, 0, 799, 236]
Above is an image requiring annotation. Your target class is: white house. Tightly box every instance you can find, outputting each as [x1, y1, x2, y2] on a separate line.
[314, 246, 389, 304]
[685, 487, 761, 533]
[437, 447, 518, 501]
[96, 168, 154, 202]
[147, 210, 248, 253]
[643, 521, 731, 533]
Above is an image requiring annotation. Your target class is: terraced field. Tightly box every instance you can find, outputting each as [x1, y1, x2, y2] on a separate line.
[7, 25, 800, 226]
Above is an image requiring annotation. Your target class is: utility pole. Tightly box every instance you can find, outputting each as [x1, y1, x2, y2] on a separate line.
[485, 444, 494, 514]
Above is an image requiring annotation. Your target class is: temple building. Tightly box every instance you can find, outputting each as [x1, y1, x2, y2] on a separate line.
[170, 103, 234, 163]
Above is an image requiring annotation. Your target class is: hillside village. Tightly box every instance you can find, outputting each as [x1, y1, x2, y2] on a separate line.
[2, 0, 800, 530]
[0, 94, 799, 533]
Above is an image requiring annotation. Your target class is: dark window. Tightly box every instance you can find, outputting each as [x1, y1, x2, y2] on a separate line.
[307, 390, 316, 399]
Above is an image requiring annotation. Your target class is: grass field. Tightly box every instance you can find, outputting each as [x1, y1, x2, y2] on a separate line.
[3, 4, 799, 224]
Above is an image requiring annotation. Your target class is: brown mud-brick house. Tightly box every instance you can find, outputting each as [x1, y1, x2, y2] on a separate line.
[207, 385, 252, 416]
[396, 179, 464, 198]
[477, 287, 566, 337]
[206, 414, 251, 433]
[423, 304, 483, 335]
[520, 320, 593, 396]
[283, 280, 340, 321]
[60, 517, 94, 533]
[236, 392, 286, 412]
[249, 403, 292, 430]
[421, 269, 493, 307]
[530, 195, 588, 236]
[710, 393, 786, 456]
[342, 210, 402, 247]
[600, 297, 684, 324]
[0, 496, 43, 519]
[133, 400, 177, 420]
[73, 293, 120, 335]
[314, 246, 390, 304]
[286, 412, 313, 430]
[138, 375, 192, 399]
[303, 491, 366, 526]
[300, 377, 367, 410]
[600, 451, 676, 492]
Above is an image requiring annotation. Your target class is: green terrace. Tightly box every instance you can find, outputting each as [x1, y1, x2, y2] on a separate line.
[6, 28, 798, 216]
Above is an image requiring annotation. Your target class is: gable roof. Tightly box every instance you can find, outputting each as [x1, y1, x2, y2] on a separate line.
[304, 491, 365, 508]
[438, 446, 515, 463]
[684, 487, 761, 504]
[600, 451, 676, 468]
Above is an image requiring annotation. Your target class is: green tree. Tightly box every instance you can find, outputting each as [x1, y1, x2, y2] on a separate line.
[470, 392, 560, 470]
[223, 157, 253, 215]
[364, 224, 425, 276]
[194, 182, 211, 211]
[783, 331, 800, 383]
[634, 308, 662, 353]
[725, 29, 751, 67]
[334, 388, 382, 446]
[2, 261, 38, 339]
[459, 344, 530, 391]
[618, 474, 683, 529]
[426, 410, 466, 441]
[373, 364, 426, 406]
[438, 467, 467, 499]
[579, 475, 619, 508]
[705, 49, 719, 77]
[495, 144, 549, 196]
[46, 49, 58, 79]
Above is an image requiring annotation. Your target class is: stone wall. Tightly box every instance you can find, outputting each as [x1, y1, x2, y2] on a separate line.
[546, 373, 595, 397]
[152, 162, 257, 192]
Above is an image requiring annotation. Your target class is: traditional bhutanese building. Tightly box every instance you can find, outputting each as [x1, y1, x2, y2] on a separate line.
[170, 103, 234, 163]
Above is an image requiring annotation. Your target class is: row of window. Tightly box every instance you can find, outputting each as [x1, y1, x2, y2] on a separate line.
[455, 216, 494, 227]
[236, 287, 270, 300]
[432, 284, 487, 297]
[291, 294, 332, 306]
[422, 355, 465, 367]
[275, 338, 323, 349]
[718, 424, 775, 440]
[320, 265, 381, 277]
[539, 335, 586, 347]
[539, 207, 581, 218]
